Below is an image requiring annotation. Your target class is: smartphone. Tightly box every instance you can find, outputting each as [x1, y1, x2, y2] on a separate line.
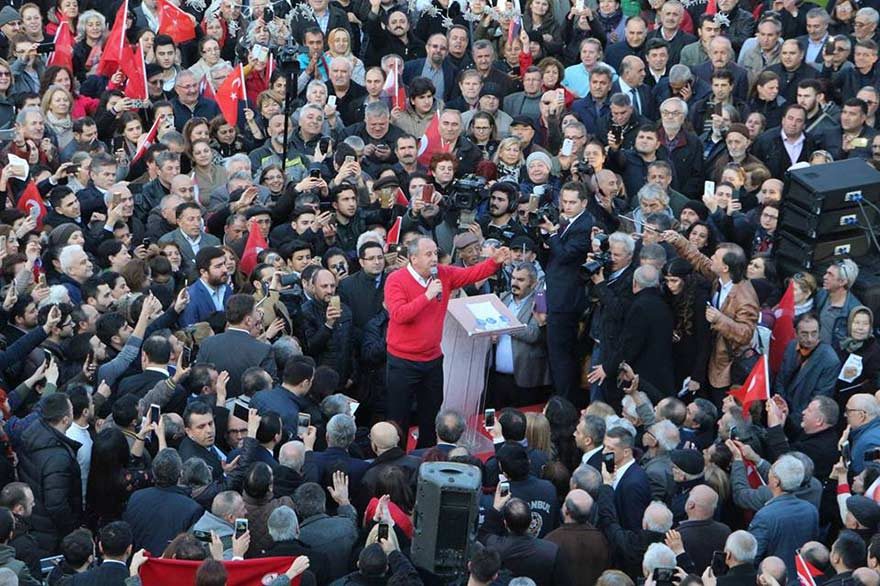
[181, 345, 192, 369]
[29, 205, 39, 219]
[561, 138, 574, 156]
[420, 184, 435, 204]
[535, 290, 547, 313]
[528, 194, 540, 213]
[344, 155, 354, 165]
[112, 135, 124, 151]
[377, 523, 389, 540]
[711, 550, 727, 576]
[0, 236, 6, 250]
[297, 412, 311, 437]
[611, 125, 623, 143]
[703, 180, 715, 198]
[730, 189, 739, 202]
[350, 401, 359, 416]
[729, 425, 739, 441]
[149, 404, 160, 425]
[484, 408, 495, 428]
[233, 398, 250, 422]
[319, 137, 331, 154]
[66, 164, 79, 174]
[35, 43, 54, 54]
[329, 295, 341, 311]
[327, 95, 337, 108]
[142, 237, 151, 248]
[603, 451, 616, 474]
[234, 518, 248, 539]
[842, 440, 851, 466]
[310, 168, 321, 179]
[714, 101, 723, 117]
[653, 568, 675, 586]
[193, 529, 213, 543]
[458, 209, 477, 229]
[853, 137, 869, 148]
[499, 481, 510, 497]
[319, 200, 333, 212]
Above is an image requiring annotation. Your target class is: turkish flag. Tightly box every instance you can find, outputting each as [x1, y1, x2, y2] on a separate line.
[157, 0, 196, 44]
[47, 22, 74, 71]
[706, 0, 716, 14]
[728, 355, 770, 418]
[16, 181, 47, 230]
[796, 551, 822, 586]
[394, 187, 409, 207]
[240, 220, 268, 276]
[132, 115, 161, 163]
[200, 76, 217, 101]
[381, 61, 406, 111]
[386, 216, 402, 249]
[769, 282, 796, 375]
[137, 556, 301, 586]
[121, 44, 148, 101]
[417, 111, 450, 167]
[96, 0, 128, 77]
[217, 64, 247, 127]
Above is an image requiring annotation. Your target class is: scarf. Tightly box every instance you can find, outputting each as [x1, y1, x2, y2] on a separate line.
[840, 336, 871, 354]
[596, 10, 623, 35]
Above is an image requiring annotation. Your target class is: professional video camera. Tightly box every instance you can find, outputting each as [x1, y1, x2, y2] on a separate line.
[449, 175, 488, 210]
[573, 161, 594, 176]
[581, 233, 614, 278]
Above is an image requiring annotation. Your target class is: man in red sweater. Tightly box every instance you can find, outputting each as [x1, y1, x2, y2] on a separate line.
[385, 236, 511, 448]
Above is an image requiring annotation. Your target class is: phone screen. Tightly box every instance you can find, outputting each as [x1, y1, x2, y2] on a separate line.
[233, 399, 250, 422]
[484, 408, 495, 428]
[420, 184, 435, 204]
[149, 404, 160, 425]
[234, 518, 248, 539]
[499, 481, 510, 497]
[181, 346, 192, 369]
[297, 413, 311, 436]
[561, 138, 574, 156]
[377, 523, 389, 540]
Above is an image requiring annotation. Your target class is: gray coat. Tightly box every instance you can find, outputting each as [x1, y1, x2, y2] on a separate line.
[298, 505, 359, 581]
[730, 459, 823, 512]
[158, 229, 221, 270]
[498, 291, 552, 389]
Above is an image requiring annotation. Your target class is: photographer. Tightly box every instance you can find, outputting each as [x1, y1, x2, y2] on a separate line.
[479, 181, 528, 245]
[540, 182, 594, 400]
[586, 232, 636, 409]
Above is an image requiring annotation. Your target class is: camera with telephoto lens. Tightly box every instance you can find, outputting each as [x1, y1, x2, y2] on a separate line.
[529, 204, 560, 228]
[581, 233, 614, 278]
[574, 161, 594, 176]
[449, 174, 488, 210]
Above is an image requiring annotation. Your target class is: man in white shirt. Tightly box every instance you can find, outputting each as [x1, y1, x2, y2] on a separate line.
[65, 388, 93, 499]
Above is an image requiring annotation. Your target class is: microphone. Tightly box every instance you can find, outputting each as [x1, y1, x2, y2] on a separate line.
[429, 267, 442, 301]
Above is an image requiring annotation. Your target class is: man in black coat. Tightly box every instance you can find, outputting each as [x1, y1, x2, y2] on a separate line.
[302, 269, 355, 387]
[676, 485, 731, 574]
[16, 393, 82, 553]
[540, 182, 593, 400]
[262, 505, 331, 585]
[0, 483, 47, 579]
[195, 294, 277, 398]
[478, 494, 572, 586]
[357, 422, 421, 510]
[713, 530, 760, 586]
[70, 521, 132, 586]
[619, 265, 675, 396]
[750, 104, 817, 179]
[338, 241, 386, 337]
[116, 335, 171, 399]
[178, 401, 229, 482]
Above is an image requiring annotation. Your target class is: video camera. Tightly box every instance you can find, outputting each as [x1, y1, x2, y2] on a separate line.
[526, 186, 560, 229]
[581, 233, 614, 278]
[449, 175, 488, 211]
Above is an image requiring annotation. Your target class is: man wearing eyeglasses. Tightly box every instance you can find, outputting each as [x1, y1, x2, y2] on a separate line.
[816, 259, 862, 349]
[170, 70, 220, 132]
[844, 394, 880, 473]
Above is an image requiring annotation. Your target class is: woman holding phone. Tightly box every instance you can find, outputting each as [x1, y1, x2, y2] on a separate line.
[663, 258, 712, 393]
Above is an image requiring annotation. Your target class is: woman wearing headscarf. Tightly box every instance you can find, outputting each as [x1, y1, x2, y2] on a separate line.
[835, 306, 880, 406]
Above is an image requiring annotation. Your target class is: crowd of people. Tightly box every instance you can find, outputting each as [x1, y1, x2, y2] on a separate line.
[0, 0, 878, 583]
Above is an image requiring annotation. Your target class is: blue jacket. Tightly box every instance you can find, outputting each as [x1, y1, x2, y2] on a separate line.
[250, 387, 310, 439]
[850, 417, 880, 474]
[613, 462, 652, 532]
[774, 341, 841, 419]
[748, 492, 818, 574]
[571, 94, 610, 137]
[180, 280, 232, 327]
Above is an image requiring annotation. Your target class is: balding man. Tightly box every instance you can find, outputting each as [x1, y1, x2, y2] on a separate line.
[546, 490, 611, 586]
[619, 265, 675, 395]
[845, 394, 880, 474]
[171, 70, 219, 131]
[678, 485, 731, 574]
[146, 194, 183, 241]
[613, 55, 654, 118]
[758, 556, 787, 585]
[855, 568, 880, 586]
[359, 422, 421, 506]
[692, 36, 750, 101]
[274, 441, 309, 499]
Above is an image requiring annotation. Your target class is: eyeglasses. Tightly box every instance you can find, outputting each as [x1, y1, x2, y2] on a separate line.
[660, 109, 684, 117]
[845, 408, 866, 415]
[0, 72, 11, 78]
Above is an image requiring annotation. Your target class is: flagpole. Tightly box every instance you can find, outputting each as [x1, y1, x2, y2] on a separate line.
[763, 353, 770, 401]
[240, 64, 247, 104]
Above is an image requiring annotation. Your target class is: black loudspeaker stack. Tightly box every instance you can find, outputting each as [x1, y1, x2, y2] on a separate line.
[777, 159, 880, 275]
[410, 462, 481, 575]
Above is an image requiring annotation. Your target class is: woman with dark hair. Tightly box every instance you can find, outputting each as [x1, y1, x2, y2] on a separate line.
[522, 0, 562, 56]
[119, 258, 152, 294]
[40, 66, 99, 119]
[195, 559, 227, 586]
[685, 221, 717, 257]
[210, 115, 252, 157]
[259, 165, 286, 200]
[543, 396, 581, 472]
[85, 425, 162, 530]
[393, 77, 441, 137]
[190, 138, 227, 195]
[162, 533, 210, 560]
[113, 111, 143, 160]
[364, 467, 414, 544]
[663, 258, 712, 393]
[748, 70, 786, 129]
[468, 112, 500, 160]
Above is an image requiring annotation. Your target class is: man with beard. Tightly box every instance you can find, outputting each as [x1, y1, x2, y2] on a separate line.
[249, 113, 309, 184]
[363, 5, 424, 67]
[181, 247, 232, 327]
[653, 97, 703, 197]
[797, 80, 840, 135]
[0, 483, 46, 579]
[753, 105, 816, 177]
[607, 124, 668, 198]
[479, 182, 527, 245]
[403, 33, 458, 103]
[709, 123, 760, 181]
[766, 39, 818, 103]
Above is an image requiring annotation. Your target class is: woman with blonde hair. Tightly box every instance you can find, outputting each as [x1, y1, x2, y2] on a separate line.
[41, 85, 75, 151]
[492, 137, 525, 182]
[327, 28, 366, 86]
[19, 3, 48, 44]
[526, 412, 552, 453]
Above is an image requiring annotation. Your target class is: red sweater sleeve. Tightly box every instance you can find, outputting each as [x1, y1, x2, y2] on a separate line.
[443, 258, 501, 290]
[385, 269, 432, 325]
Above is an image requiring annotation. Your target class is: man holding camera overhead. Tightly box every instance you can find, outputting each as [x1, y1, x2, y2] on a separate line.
[538, 182, 594, 402]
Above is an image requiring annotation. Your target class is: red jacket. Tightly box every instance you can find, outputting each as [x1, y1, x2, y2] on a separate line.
[385, 260, 500, 361]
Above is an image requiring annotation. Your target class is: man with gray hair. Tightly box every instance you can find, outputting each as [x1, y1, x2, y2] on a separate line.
[546, 489, 610, 586]
[294, 481, 358, 580]
[305, 415, 369, 496]
[191, 490, 247, 559]
[640, 419, 678, 503]
[260, 505, 331, 583]
[642, 542, 677, 581]
[411, 409, 465, 458]
[844, 393, 880, 474]
[816, 258, 862, 349]
[618, 264, 675, 395]
[171, 69, 220, 131]
[274, 441, 309, 499]
[706, 530, 758, 583]
[748, 454, 819, 573]
[58, 245, 94, 305]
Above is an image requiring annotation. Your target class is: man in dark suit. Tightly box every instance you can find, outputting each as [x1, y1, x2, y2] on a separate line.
[545, 489, 610, 586]
[178, 400, 229, 482]
[692, 37, 751, 101]
[180, 247, 232, 328]
[358, 422, 421, 509]
[604, 427, 651, 532]
[575, 415, 607, 471]
[303, 413, 369, 499]
[612, 56, 656, 119]
[539, 182, 593, 400]
[712, 530, 760, 586]
[402, 33, 458, 103]
[261, 505, 331, 585]
[484, 408, 550, 487]
[478, 495, 572, 586]
[71, 521, 132, 586]
[677, 485, 731, 574]
[571, 65, 614, 137]
[290, 1, 351, 44]
[195, 294, 277, 397]
[766, 39, 819, 103]
[157, 202, 221, 271]
[751, 104, 817, 179]
[117, 335, 171, 398]
[338, 241, 386, 338]
[409, 409, 465, 458]
[619, 265, 675, 396]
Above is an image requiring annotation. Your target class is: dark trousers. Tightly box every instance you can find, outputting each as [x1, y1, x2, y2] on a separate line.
[386, 354, 443, 449]
[487, 371, 548, 408]
[547, 312, 581, 400]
